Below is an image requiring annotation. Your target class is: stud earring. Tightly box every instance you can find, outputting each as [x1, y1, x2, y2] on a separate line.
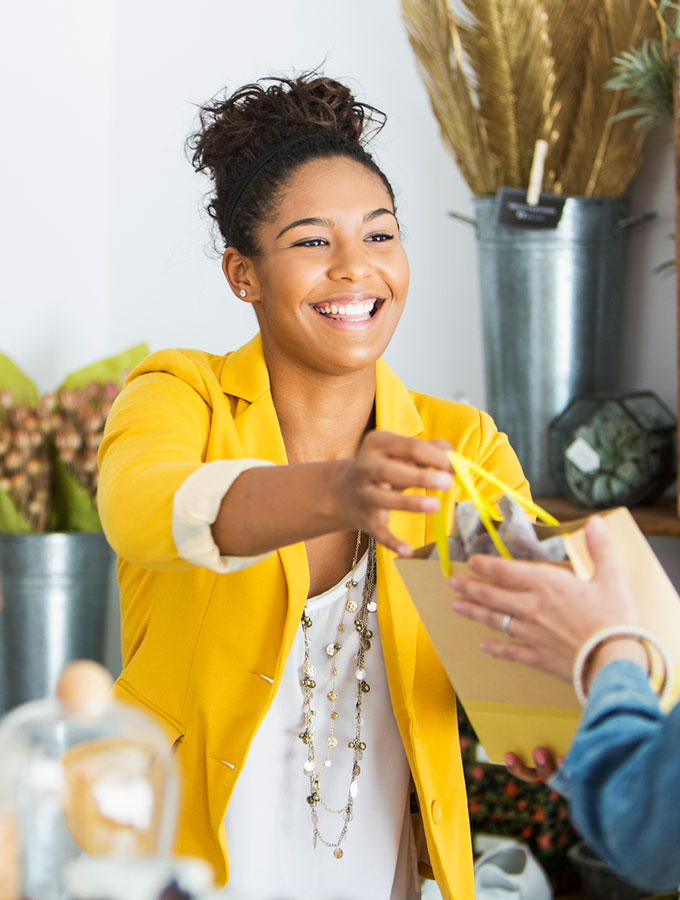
[239, 289, 247, 298]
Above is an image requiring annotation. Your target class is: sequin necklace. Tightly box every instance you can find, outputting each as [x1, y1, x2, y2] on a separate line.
[299, 531, 377, 859]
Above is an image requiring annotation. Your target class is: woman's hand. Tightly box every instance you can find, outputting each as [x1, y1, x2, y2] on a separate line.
[337, 430, 454, 556]
[504, 747, 563, 784]
[211, 430, 452, 558]
[449, 516, 642, 683]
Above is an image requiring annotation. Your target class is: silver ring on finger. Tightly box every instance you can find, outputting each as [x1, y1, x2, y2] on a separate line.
[501, 613, 512, 636]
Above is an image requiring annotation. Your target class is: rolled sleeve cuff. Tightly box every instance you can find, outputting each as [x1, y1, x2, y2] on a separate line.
[172, 458, 275, 573]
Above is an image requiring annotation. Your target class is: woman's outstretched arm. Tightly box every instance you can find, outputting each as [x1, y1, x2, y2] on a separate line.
[211, 429, 454, 558]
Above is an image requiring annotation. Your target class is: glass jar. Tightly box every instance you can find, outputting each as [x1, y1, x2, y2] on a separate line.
[0, 661, 179, 900]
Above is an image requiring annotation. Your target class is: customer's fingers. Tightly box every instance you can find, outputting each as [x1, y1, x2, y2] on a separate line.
[504, 752, 543, 784]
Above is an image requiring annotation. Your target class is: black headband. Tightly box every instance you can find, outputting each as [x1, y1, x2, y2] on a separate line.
[223, 134, 314, 241]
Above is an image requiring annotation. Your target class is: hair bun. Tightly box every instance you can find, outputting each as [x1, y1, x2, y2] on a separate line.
[292, 75, 384, 144]
[187, 71, 393, 254]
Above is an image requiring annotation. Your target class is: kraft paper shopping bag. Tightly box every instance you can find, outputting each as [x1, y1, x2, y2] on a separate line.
[395, 507, 680, 764]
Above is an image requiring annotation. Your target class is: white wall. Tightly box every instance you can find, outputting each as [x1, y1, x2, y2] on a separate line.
[2, 0, 678, 593]
[0, 0, 510, 405]
[3, 0, 676, 400]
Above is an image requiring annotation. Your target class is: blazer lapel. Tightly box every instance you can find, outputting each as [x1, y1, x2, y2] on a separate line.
[218, 342, 427, 699]
[219, 335, 310, 669]
[374, 360, 426, 715]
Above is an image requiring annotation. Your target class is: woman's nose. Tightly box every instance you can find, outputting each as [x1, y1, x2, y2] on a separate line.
[327, 242, 371, 281]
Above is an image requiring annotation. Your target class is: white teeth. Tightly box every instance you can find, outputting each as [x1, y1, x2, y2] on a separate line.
[314, 299, 378, 318]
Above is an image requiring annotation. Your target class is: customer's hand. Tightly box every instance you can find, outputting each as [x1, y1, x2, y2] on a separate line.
[449, 516, 642, 683]
[503, 747, 563, 784]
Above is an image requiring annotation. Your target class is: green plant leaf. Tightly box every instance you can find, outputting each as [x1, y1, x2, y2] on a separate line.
[654, 258, 676, 277]
[58, 343, 150, 391]
[0, 486, 33, 533]
[0, 353, 39, 407]
[52, 458, 102, 532]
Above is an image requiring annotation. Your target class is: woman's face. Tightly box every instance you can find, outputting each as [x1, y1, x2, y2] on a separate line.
[242, 156, 409, 378]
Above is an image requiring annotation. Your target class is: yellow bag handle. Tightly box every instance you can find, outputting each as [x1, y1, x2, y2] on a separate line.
[433, 450, 560, 577]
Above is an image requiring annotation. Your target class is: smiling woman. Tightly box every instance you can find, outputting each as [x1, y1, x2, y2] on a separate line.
[226, 156, 409, 382]
[96, 72, 531, 900]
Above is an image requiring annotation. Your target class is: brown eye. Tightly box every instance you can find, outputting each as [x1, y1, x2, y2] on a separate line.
[294, 238, 327, 247]
[366, 233, 393, 242]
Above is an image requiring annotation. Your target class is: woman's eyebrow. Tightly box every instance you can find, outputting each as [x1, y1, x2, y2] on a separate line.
[276, 208, 397, 240]
[276, 217, 331, 239]
[365, 208, 396, 222]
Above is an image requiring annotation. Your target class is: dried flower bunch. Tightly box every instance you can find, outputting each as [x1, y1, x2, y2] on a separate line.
[0, 345, 148, 534]
[53, 381, 120, 501]
[0, 391, 52, 532]
[0, 382, 121, 533]
[401, 0, 666, 196]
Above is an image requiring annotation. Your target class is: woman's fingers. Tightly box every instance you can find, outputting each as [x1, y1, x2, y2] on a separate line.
[451, 595, 575, 680]
[360, 432, 453, 481]
[479, 635, 571, 679]
[345, 431, 459, 553]
[361, 482, 440, 514]
[450, 592, 516, 632]
[450, 575, 531, 620]
[478, 638, 542, 668]
[346, 432, 457, 544]
[504, 753, 543, 784]
[531, 747, 558, 781]
[583, 516, 615, 573]
[358, 436, 453, 491]
[364, 509, 413, 557]
[465, 552, 558, 592]
[365, 457, 452, 494]
[504, 748, 558, 783]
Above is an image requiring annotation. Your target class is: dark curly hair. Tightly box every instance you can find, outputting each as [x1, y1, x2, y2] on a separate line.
[187, 73, 396, 255]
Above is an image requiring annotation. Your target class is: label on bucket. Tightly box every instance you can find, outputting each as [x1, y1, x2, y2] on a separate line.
[494, 187, 565, 229]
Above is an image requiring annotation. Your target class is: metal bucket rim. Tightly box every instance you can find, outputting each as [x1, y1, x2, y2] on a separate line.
[0, 532, 110, 544]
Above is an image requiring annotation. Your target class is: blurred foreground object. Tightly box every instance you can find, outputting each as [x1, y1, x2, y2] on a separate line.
[0, 661, 180, 900]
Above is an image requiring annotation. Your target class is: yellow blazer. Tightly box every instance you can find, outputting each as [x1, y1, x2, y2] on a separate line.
[98, 334, 529, 900]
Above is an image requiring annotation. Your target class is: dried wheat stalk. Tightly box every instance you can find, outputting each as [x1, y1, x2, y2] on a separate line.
[402, 0, 660, 196]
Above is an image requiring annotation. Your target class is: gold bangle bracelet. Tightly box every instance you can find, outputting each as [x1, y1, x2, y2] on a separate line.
[572, 626, 671, 707]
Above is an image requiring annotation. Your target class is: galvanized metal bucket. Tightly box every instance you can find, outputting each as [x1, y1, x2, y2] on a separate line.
[0, 533, 114, 713]
[473, 196, 636, 495]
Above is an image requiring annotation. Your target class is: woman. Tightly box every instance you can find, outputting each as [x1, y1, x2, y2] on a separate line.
[97, 73, 529, 900]
[450, 516, 680, 893]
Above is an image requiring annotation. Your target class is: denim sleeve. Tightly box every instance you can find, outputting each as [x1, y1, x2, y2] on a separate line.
[550, 660, 680, 893]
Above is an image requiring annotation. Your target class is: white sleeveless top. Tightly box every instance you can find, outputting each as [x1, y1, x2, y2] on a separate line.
[221, 552, 420, 900]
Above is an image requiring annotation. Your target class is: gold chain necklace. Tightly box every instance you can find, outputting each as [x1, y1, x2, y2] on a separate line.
[299, 531, 377, 858]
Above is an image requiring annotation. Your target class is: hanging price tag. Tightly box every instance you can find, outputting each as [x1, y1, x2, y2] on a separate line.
[494, 187, 565, 229]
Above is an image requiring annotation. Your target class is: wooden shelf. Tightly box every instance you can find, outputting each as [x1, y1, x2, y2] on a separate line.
[535, 495, 680, 539]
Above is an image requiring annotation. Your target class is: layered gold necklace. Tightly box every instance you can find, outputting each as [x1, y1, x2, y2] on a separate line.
[299, 531, 377, 858]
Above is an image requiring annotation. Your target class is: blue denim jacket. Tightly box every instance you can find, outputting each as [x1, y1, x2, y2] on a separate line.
[551, 660, 680, 893]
